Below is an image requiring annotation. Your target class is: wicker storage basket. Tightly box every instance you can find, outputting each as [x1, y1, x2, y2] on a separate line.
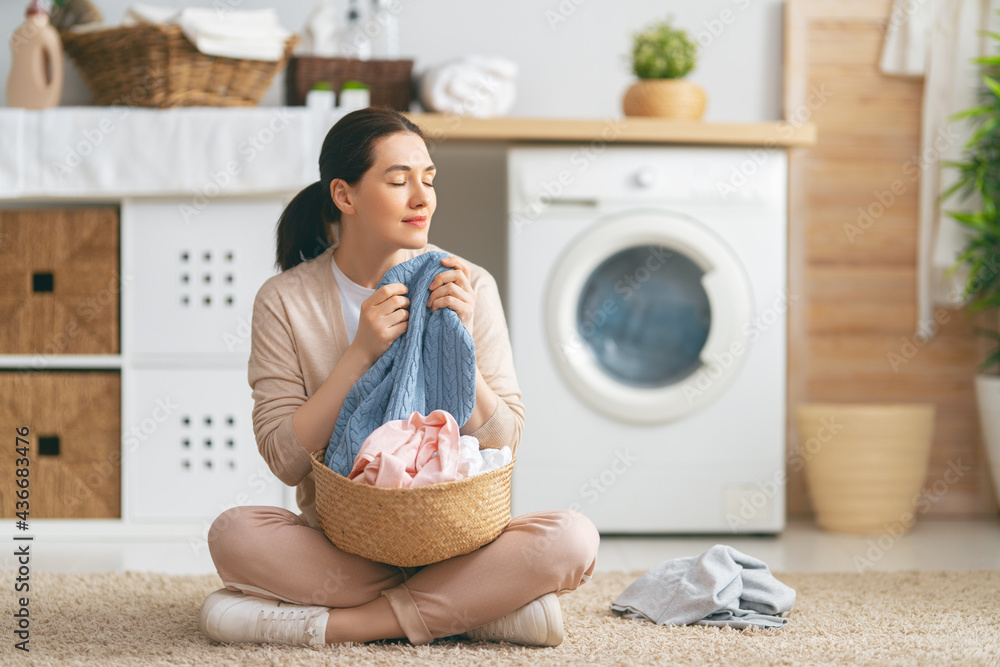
[310, 447, 513, 567]
[59, 24, 297, 107]
[285, 56, 413, 110]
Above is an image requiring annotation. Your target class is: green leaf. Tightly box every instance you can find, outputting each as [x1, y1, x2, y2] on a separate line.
[978, 346, 1000, 374]
[950, 104, 992, 120]
[984, 75, 1000, 101]
[975, 327, 1000, 341]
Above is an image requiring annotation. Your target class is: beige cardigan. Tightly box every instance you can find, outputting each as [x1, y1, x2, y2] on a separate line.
[247, 243, 525, 528]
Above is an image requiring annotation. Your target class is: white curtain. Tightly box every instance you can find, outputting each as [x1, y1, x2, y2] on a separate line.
[879, 0, 1000, 338]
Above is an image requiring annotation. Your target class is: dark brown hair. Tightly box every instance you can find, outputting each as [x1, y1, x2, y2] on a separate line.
[274, 106, 427, 272]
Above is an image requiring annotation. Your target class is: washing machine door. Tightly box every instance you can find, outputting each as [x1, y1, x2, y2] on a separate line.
[546, 210, 754, 424]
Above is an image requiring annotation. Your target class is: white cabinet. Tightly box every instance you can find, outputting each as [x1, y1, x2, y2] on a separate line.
[122, 199, 281, 359]
[120, 198, 295, 524]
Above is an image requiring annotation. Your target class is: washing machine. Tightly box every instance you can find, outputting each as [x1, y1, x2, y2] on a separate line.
[507, 144, 787, 534]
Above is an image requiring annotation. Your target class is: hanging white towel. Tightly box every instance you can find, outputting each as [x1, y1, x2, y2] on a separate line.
[879, 0, 1000, 338]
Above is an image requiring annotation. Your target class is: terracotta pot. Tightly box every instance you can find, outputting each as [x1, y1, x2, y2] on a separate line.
[795, 403, 934, 534]
[622, 79, 707, 119]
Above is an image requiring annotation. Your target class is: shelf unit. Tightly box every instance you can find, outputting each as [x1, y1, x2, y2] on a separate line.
[1, 198, 299, 540]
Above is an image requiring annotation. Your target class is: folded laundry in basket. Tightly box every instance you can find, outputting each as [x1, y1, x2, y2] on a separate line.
[349, 410, 463, 488]
[324, 251, 477, 476]
[457, 436, 512, 478]
[122, 4, 292, 60]
[610, 545, 796, 629]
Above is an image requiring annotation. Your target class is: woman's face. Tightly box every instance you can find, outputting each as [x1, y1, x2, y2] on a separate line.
[335, 131, 436, 250]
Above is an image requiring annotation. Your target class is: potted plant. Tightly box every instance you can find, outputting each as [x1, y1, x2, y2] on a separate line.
[941, 40, 1000, 508]
[622, 16, 705, 119]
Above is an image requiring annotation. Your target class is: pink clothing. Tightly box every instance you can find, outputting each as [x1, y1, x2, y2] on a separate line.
[348, 410, 464, 488]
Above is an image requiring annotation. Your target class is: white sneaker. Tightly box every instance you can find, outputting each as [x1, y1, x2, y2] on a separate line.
[198, 588, 330, 648]
[462, 593, 564, 647]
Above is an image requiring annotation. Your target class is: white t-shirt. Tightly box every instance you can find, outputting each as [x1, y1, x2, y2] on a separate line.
[331, 254, 376, 344]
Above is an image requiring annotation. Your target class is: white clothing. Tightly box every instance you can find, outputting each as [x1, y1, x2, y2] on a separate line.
[330, 254, 375, 345]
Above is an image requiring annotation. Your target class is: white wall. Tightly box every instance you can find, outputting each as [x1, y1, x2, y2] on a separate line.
[1, 0, 784, 121]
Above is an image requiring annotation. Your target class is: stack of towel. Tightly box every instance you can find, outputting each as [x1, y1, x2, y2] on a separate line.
[418, 55, 518, 118]
[122, 3, 292, 61]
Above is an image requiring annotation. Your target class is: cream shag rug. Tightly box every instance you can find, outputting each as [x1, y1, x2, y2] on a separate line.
[1, 570, 998, 666]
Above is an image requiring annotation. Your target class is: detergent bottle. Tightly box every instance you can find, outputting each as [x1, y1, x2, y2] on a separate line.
[7, 0, 64, 109]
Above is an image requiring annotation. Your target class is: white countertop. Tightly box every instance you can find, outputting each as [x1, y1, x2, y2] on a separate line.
[0, 107, 347, 199]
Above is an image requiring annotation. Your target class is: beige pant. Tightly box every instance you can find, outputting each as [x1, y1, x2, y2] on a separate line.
[207, 505, 600, 645]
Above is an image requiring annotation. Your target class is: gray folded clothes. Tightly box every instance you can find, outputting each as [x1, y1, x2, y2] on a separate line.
[610, 544, 796, 629]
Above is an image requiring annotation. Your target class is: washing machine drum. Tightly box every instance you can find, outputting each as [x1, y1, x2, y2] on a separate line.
[546, 211, 754, 424]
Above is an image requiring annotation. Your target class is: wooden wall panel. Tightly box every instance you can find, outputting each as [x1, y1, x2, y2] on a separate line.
[784, 0, 996, 518]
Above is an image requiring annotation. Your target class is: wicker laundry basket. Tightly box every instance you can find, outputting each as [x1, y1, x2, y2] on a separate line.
[310, 447, 514, 567]
[59, 23, 297, 107]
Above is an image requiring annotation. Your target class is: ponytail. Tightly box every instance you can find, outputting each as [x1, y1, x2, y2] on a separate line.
[275, 180, 335, 272]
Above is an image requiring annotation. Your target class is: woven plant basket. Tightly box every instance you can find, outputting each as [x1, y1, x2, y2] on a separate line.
[622, 79, 707, 119]
[59, 24, 297, 107]
[310, 447, 513, 567]
[285, 57, 413, 110]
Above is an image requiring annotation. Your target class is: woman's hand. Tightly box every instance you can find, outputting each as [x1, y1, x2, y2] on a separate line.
[352, 283, 409, 365]
[427, 255, 475, 332]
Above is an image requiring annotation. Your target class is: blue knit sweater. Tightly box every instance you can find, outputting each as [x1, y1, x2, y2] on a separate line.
[323, 251, 478, 475]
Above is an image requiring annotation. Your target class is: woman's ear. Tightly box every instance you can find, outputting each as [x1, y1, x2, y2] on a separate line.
[331, 179, 356, 217]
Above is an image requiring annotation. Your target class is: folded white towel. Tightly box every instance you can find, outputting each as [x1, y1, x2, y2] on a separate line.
[122, 4, 291, 61]
[419, 55, 518, 118]
[122, 3, 179, 26]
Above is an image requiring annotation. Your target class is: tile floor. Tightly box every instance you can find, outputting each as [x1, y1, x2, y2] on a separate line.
[3, 519, 998, 576]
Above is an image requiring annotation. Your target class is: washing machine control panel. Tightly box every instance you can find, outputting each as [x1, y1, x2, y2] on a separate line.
[511, 146, 785, 207]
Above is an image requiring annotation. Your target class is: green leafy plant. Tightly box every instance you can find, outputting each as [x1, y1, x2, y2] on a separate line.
[341, 80, 369, 90]
[941, 34, 1000, 375]
[629, 16, 697, 79]
[310, 80, 333, 92]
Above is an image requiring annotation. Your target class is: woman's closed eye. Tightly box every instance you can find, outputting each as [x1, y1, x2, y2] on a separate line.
[390, 181, 434, 188]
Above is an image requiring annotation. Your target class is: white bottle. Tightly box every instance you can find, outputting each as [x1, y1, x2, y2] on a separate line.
[300, 0, 340, 58]
[7, 0, 64, 109]
[339, 0, 371, 60]
[370, 0, 399, 59]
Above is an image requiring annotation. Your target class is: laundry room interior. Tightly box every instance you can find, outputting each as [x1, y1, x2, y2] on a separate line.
[2, 0, 999, 663]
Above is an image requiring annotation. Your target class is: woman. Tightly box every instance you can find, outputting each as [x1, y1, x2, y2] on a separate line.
[197, 107, 600, 648]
